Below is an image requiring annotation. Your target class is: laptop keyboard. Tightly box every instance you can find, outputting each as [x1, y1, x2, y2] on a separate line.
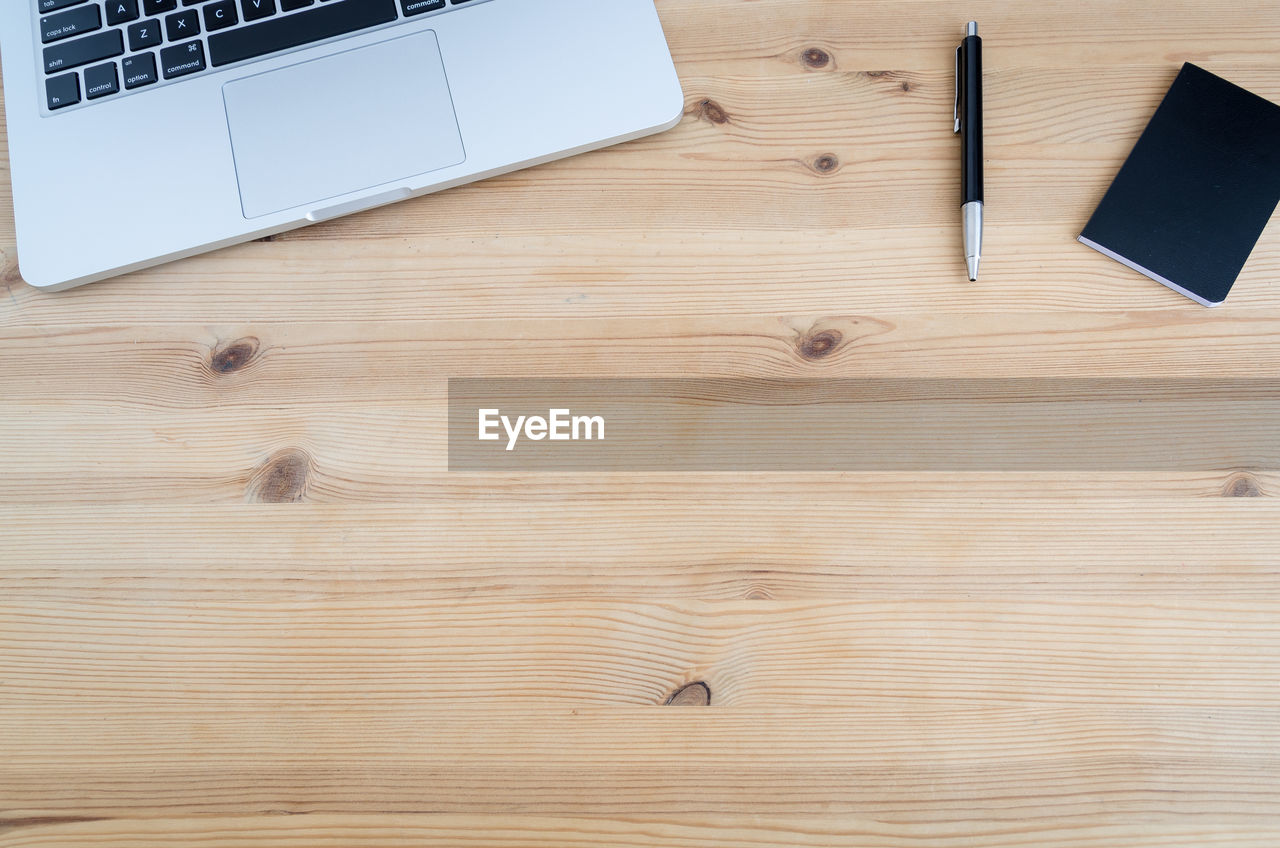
[39, 0, 487, 113]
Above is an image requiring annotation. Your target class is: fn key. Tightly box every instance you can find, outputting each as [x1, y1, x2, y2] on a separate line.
[46, 72, 80, 109]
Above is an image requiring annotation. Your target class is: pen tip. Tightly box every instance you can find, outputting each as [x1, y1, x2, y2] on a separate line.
[967, 256, 980, 281]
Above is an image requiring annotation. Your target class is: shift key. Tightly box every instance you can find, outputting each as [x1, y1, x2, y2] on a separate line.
[44, 29, 123, 74]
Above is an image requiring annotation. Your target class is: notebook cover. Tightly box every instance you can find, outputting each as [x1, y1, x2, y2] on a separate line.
[1078, 63, 1280, 306]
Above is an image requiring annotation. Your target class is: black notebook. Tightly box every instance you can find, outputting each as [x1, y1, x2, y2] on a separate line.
[1078, 63, 1280, 306]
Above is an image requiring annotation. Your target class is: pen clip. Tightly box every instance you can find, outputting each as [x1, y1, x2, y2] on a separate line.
[953, 44, 962, 133]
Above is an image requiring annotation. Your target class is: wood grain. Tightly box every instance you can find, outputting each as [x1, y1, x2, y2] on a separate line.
[5, 815, 1280, 848]
[5, 497, 1275, 596]
[3, 1, 1280, 846]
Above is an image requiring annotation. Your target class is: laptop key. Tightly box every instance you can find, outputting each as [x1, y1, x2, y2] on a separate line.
[41, 4, 101, 43]
[203, 0, 238, 30]
[240, 0, 276, 21]
[209, 0, 396, 67]
[165, 9, 200, 40]
[280, 0, 313, 9]
[141, 0, 176, 14]
[402, 0, 444, 15]
[84, 61, 120, 99]
[122, 51, 158, 88]
[161, 39, 206, 78]
[127, 19, 162, 50]
[105, 0, 139, 25]
[39, 0, 88, 12]
[45, 71, 81, 109]
[43, 29, 124, 74]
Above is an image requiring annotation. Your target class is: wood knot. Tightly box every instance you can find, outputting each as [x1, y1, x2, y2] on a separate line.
[211, 337, 260, 375]
[811, 154, 840, 174]
[697, 98, 730, 125]
[798, 329, 843, 361]
[248, 448, 313, 503]
[1223, 473, 1263, 498]
[861, 70, 913, 93]
[801, 47, 830, 69]
[665, 682, 711, 706]
[0, 248, 22, 284]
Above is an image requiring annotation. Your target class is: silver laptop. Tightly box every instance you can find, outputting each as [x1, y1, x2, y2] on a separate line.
[2, 0, 683, 290]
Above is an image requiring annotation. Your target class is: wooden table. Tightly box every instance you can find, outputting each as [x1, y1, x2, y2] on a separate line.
[3, 2, 1280, 845]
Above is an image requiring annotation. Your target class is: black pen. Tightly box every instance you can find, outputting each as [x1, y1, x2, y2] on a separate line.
[955, 21, 983, 281]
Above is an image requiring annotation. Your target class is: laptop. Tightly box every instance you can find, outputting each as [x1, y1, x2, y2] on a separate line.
[2, 0, 684, 290]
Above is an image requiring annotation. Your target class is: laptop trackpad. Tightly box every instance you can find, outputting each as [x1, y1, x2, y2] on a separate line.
[223, 30, 465, 219]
